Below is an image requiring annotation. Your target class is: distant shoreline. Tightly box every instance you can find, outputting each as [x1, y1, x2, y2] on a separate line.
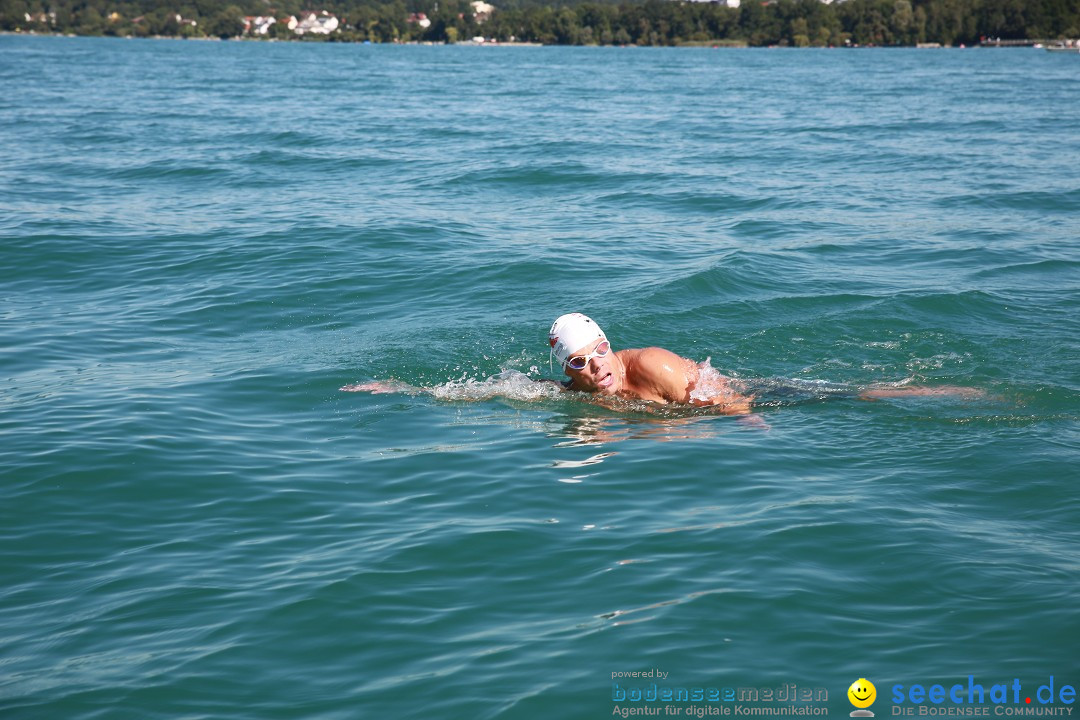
[8, 0, 1080, 50]
[1, 31, 1059, 49]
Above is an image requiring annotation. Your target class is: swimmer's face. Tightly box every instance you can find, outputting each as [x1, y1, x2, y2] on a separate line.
[566, 338, 620, 395]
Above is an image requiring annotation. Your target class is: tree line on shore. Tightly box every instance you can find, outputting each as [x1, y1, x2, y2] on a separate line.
[5, 0, 1079, 47]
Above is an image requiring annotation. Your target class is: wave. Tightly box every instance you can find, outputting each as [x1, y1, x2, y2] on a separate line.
[936, 188, 1080, 212]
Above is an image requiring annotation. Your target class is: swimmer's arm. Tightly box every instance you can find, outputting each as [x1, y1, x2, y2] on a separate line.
[634, 348, 751, 415]
[629, 348, 695, 403]
[340, 380, 416, 394]
[690, 392, 754, 415]
[859, 385, 986, 400]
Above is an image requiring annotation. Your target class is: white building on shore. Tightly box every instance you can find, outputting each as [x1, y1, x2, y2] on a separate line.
[294, 11, 339, 35]
[471, 1, 495, 22]
[243, 16, 276, 35]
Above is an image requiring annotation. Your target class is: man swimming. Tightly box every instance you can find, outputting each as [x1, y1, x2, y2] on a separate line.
[544, 312, 984, 412]
[547, 312, 753, 414]
[342, 312, 983, 410]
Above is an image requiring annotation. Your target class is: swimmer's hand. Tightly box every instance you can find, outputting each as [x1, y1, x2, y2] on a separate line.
[737, 413, 770, 430]
[859, 385, 987, 400]
[687, 391, 767, 427]
[688, 393, 755, 415]
[340, 380, 412, 394]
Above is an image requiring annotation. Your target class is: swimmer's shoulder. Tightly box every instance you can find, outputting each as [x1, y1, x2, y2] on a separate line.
[623, 347, 698, 403]
[625, 347, 695, 378]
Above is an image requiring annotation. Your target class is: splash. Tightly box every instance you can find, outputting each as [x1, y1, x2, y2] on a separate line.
[688, 357, 726, 404]
[342, 365, 563, 402]
[428, 369, 564, 403]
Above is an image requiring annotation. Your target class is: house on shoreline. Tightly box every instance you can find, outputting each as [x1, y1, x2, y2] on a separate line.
[243, 10, 339, 36]
[295, 11, 339, 35]
[243, 16, 275, 35]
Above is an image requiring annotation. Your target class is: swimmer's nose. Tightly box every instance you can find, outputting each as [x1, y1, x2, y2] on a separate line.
[588, 355, 603, 372]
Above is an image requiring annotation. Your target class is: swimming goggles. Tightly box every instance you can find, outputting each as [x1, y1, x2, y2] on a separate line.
[566, 340, 610, 370]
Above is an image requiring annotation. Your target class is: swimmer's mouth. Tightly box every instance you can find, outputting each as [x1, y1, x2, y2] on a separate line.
[598, 372, 614, 389]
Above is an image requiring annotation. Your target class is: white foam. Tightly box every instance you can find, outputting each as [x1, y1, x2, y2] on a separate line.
[688, 357, 727, 404]
[428, 369, 564, 403]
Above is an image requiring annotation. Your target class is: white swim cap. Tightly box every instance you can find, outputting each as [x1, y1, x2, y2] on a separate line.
[549, 313, 607, 372]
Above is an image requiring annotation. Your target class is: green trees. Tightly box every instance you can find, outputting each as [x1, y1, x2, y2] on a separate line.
[6, 0, 1080, 45]
[204, 5, 243, 38]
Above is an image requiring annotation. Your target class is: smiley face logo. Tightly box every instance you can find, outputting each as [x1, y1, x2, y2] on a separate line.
[848, 678, 876, 716]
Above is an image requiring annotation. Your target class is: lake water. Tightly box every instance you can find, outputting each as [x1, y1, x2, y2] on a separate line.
[1, 35, 1078, 719]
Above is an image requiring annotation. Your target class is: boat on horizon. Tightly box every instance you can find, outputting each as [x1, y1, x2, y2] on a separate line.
[1045, 40, 1080, 52]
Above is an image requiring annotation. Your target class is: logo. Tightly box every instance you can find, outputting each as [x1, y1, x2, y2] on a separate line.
[849, 678, 878, 717]
[890, 676, 1076, 715]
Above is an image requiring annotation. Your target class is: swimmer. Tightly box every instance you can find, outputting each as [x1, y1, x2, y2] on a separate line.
[544, 313, 983, 410]
[342, 312, 984, 411]
[342, 313, 752, 414]
[546, 312, 753, 415]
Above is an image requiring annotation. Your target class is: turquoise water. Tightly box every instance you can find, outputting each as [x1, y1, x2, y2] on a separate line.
[2, 36, 1079, 719]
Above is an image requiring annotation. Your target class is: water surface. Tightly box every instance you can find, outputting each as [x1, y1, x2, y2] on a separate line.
[1, 37, 1078, 719]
